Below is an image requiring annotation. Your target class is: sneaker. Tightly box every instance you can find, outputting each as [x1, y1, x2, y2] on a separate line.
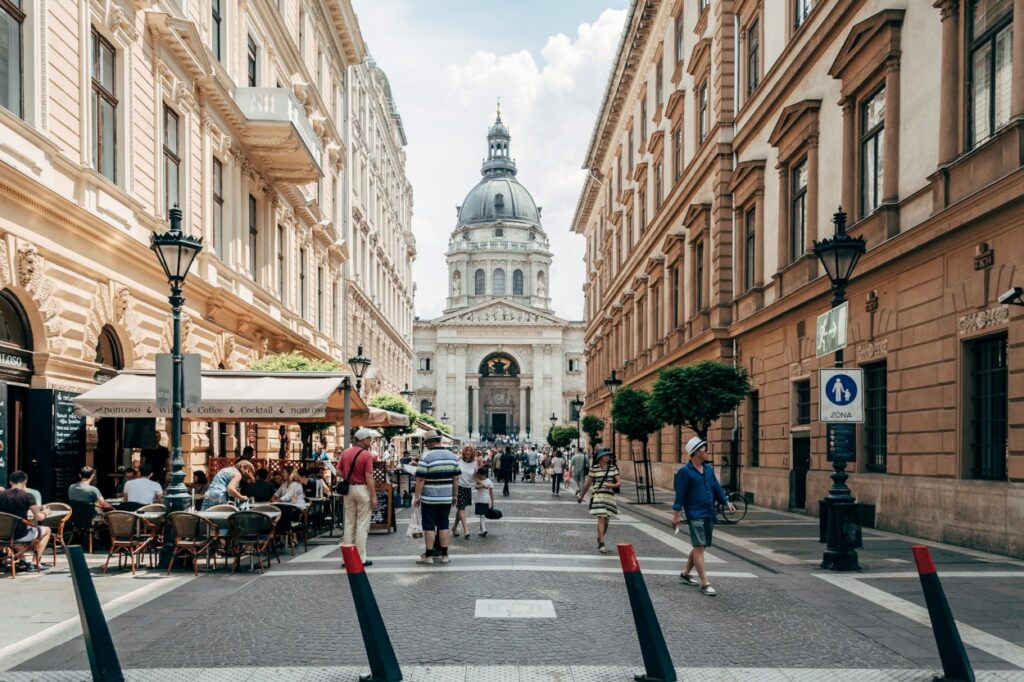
[479, 531, 488, 538]
[416, 554, 433, 565]
[439, 555, 451, 564]
[701, 584, 717, 596]
[679, 573, 699, 586]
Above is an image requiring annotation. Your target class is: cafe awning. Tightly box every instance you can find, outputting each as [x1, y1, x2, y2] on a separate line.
[361, 408, 411, 429]
[72, 370, 374, 423]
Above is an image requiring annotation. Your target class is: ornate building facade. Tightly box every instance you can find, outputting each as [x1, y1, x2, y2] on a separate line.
[414, 113, 585, 441]
[343, 56, 415, 397]
[573, 0, 1023, 556]
[0, 0, 366, 494]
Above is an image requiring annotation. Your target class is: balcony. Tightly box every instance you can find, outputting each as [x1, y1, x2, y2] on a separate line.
[446, 240, 550, 253]
[234, 88, 323, 183]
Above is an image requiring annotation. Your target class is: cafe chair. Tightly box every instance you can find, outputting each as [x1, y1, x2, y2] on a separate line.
[165, 512, 219, 576]
[43, 502, 72, 566]
[103, 511, 157, 575]
[117, 501, 145, 512]
[66, 501, 99, 553]
[249, 505, 282, 564]
[137, 504, 166, 513]
[0, 512, 33, 578]
[227, 511, 274, 574]
[206, 504, 239, 512]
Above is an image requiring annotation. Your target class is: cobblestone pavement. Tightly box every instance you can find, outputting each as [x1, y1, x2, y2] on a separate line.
[5, 478, 1024, 679]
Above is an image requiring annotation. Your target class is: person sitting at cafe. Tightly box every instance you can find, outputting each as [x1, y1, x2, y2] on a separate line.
[123, 463, 164, 505]
[69, 466, 114, 512]
[116, 467, 137, 497]
[0, 470, 51, 572]
[247, 468, 277, 502]
[201, 460, 256, 510]
[189, 471, 208, 496]
[303, 467, 328, 499]
[272, 468, 308, 510]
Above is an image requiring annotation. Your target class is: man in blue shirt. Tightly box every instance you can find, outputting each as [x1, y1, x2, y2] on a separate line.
[672, 437, 734, 596]
[414, 431, 460, 565]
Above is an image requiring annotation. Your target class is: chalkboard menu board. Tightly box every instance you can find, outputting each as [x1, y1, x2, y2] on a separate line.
[370, 481, 394, 532]
[28, 389, 86, 502]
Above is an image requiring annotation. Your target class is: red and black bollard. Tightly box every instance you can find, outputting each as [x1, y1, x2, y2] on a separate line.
[67, 545, 124, 682]
[618, 543, 678, 682]
[912, 545, 975, 682]
[341, 544, 403, 682]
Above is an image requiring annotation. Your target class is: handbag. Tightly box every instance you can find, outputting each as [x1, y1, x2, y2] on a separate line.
[485, 508, 503, 520]
[334, 449, 365, 496]
[588, 465, 613, 510]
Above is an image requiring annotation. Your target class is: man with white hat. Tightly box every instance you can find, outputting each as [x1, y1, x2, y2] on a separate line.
[413, 429, 460, 564]
[671, 436, 734, 596]
[337, 428, 380, 566]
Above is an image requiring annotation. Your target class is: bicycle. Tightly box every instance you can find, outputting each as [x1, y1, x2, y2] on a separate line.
[716, 491, 748, 524]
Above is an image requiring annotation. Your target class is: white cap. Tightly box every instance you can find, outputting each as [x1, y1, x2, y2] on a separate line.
[686, 436, 707, 456]
[354, 428, 381, 440]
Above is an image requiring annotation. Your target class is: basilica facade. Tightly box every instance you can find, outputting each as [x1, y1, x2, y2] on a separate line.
[413, 113, 584, 442]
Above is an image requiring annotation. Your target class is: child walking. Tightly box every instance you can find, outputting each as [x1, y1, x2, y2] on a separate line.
[473, 467, 495, 537]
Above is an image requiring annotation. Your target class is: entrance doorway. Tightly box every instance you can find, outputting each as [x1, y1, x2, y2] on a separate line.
[791, 437, 810, 509]
[491, 413, 508, 435]
[479, 353, 521, 440]
[0, 290, 34, 487]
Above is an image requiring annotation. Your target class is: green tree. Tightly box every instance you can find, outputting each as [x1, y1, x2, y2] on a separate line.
[249, 351, 343, 458]
[547, 425, 579, 449]
[611, 387, 663, 461]
[580, 414, 605, 452]
[418, 411, 453, 435]
[651, 360, 752, 440]
[368, 392, 417, 441]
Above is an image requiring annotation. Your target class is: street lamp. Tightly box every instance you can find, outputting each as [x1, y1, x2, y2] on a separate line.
[399, 384, 414, 402]
[441, 413, 448, 425]
[347, 345, 372, 394]
[571, 394, 584, 451]
[813, 207, 867, 571]
[150, 205, 202, 563]
[424, 402, 434, 417]
[604, 369, 622, 459]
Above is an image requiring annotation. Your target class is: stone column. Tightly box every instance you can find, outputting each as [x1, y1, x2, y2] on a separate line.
[776, 165, 788, 271]
[532, 344, 546, 437]
[550, 344, 563, 424]
[882, 56, 901, 203]
[1013, 0, 1024, 120]
[454, 345, 467, 437]
[754, 192, 765, 286]
[519, 385, 528, 437]
[435, 344, 448, 424]
[840, 97, 855, 215]
[806, 139, 819, 252]
[936, 0, 960, 165]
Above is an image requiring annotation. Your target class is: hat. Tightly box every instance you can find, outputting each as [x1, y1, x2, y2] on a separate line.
[686, 437, 708, 456]
[422, 429, 443, 443]
[594, 447, 613, 460]
[354, 428, 381, 440]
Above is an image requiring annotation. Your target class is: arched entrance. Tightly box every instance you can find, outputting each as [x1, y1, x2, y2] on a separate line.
[478, 353, 521, 438]
[0, 290, 34, 487]
[94, 326, 127, 494]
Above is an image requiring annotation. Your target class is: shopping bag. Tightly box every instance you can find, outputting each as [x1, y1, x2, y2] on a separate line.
[406, 506, 423, 538]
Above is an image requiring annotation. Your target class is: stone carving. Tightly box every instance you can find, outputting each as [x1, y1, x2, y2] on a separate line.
[789, 361, 810, 378]
[114, 286, 132, 322]
[958, 305, 1009, 335]
[222, 335, 236, 368]
[452, 271, 462, 296]
[536, 271, 546, 297]
[17, 244, 42, 291]
[456, 304, 544, 324]
[0, 240, 10, 286]
[856, 339, 889, 363]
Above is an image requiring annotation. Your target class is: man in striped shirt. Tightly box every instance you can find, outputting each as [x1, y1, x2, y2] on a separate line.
[414, 430, 460, 565]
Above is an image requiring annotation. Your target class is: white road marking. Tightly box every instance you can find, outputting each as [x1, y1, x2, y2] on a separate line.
[265, 565, 758, 577]
[397, 515, 637, 524]
[711, 528, 806, 565]
[627, 522, 726, 563]
[815, 573, 1024, 668]
[288, 543, 340, 563]
[848, 570, 1024, 579]
[356, 553, 686, 563]
[475, 599, 556, 619]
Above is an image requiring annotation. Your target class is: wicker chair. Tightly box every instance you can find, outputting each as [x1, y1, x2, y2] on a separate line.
[42, 503, 72, 566]
[66, 501, 99, 553]
[103, 511, 157, 575]
[205, 504, 238, 512]
[227, 511, 274, 574]
[117, 501, 145, 512]
[165, 512, 219, 575]
[137, 504, 166, 513]
[0, 512, 32, 578]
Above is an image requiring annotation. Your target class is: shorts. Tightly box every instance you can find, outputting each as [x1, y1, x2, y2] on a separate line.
[420, 503, 452, 532]
[456, 487, 473, 510]
[687, 519, 714, 548]
[527, 465, 537, 474]
[474, 502, 491, 515]
[15, 526, 41, 544]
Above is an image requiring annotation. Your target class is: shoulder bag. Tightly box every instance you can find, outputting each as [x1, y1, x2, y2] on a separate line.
[588, 465, 613, 510]
[335, 449, 365, 496]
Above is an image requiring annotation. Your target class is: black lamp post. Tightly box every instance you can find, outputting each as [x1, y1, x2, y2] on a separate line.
[347, 345, 371, 394]
[813, 207, 867, 571]
[400, 384, 414, 402]
[150, 206, 202, 561]
[424, 402, 434, 417]
[571, 394, 584, 451]
[604, 369, 622, 458]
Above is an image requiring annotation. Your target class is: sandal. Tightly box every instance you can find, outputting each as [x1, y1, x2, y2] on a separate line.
[598, 543, 608, 554]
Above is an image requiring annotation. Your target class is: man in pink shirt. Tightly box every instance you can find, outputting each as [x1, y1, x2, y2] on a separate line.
[336, 428, 379, 566]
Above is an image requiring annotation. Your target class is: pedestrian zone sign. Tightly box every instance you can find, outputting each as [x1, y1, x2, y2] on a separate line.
[815, 301, 848, 358]
[819, 368, 863, 423]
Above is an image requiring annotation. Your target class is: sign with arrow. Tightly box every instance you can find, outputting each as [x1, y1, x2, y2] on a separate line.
[816, 301, 849, 358]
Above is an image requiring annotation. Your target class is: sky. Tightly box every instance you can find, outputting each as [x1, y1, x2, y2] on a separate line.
[351, 0, 629, 322]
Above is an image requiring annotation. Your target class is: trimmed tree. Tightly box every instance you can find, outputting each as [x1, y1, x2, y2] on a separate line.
[249, 351, 343, 458]
[547, 425, 579, 449]
[368, 392, 417, 441]
[580, 414, 605, 452]
[611, 387, 663, 461]
[651, 360, 752, 440]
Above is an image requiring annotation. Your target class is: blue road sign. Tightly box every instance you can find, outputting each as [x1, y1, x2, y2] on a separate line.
[819, 368, 863, 423]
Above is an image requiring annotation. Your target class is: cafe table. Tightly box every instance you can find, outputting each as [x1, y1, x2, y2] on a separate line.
[195, 508, 280, 532]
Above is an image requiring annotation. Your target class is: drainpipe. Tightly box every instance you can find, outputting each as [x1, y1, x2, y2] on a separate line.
[731, 338, 740, 492]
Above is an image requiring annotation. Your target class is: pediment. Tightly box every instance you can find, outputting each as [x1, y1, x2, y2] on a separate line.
[434, 300, 566, 326]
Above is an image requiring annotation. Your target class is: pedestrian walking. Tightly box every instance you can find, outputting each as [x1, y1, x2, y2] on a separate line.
[577, 447, 620, 554]
[453, 445, 477, 539]
[473, 467, 495, 537]
[550, 450, 566, 495]
[414, 430, 460, 564]
[499, 447, 514, 497]
[672, 437, 734, 596]
[569, 449, 588, 493]
[526, 447, 540, 482]
[337, 428, 380, 566]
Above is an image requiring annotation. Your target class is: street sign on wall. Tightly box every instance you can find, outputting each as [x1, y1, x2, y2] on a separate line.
[816, 301, 849, 357]
[819, 368, 864, 423]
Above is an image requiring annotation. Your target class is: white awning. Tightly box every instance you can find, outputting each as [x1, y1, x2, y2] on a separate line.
[72, 370, 370, 422]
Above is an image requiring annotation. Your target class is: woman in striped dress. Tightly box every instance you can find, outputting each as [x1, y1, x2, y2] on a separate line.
[577, 448, 620, 554]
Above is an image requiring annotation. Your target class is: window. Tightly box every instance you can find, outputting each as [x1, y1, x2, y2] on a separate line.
[495, 227, 503, 237]
[332, 280, 339, 339]
[627, 131, 633, 172]
[276, 224, 285, 299]
[606, 185, 613, 214]
[747, 391, 760, 467]
[795, 0, 813, 30]
[863, 361, 887, 473]
[743, 206, 756, 290]
[246, 34, 257, 87]
[698, 82, 708, 144]
[969, 333, 1007, 480]
[474, 269, 485, 295]
[746, 18, 760, 96]
[674, 11, 684, 66]
[91, 29, 118, 182]
[513, 269, 524, 295]
[790, 158, 808, 263]
[248, 194, 258, 279]
[640, 97, 647, 142]
[695, 241, 705, 311]
[967, 0, 1012, 149]
[860, 87, 885, 216]
[638, 187, 647, 233]
[211, 158, 225, 257]
[299, 247, 307, 317]
[419, 357, 432, 372]
[795, 380, 811, 424]
[317, 266, 324, 330]
[655, 161, 663, 209]
[671, 265, 679, 328]
[1, 0, 24, 117]
[655, 57, 663, 108]
[493, 268, 506, 295]
[568, 358, 581, 372]
[617, 154, 623, 192]
[673, 128, 683, 181]
[163, 107, 180, 218]
[211, 0, 223, 62]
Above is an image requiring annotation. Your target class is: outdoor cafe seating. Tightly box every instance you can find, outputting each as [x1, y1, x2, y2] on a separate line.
[0, 512, 32, 578]
[103, 511, 159, 575]
[165, 512, 220, 576]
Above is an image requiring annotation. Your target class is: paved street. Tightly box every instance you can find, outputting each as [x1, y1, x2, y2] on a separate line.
[2, 479, 1023, 681]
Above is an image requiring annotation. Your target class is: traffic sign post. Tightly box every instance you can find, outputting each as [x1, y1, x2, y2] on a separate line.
[819, 368, 863, 423]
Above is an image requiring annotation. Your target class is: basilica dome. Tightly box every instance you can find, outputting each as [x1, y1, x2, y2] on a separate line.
[458, 176, 540, 226]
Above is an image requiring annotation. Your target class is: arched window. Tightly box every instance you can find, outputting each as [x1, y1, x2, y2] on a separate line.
[474, 269, 485, 295]
[493, 268, 506, 295]
[420, 398, 430, 413]
[512, 269, 524, 295]
[0, 290, 31, 349]
[95, 326, 124, 372]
